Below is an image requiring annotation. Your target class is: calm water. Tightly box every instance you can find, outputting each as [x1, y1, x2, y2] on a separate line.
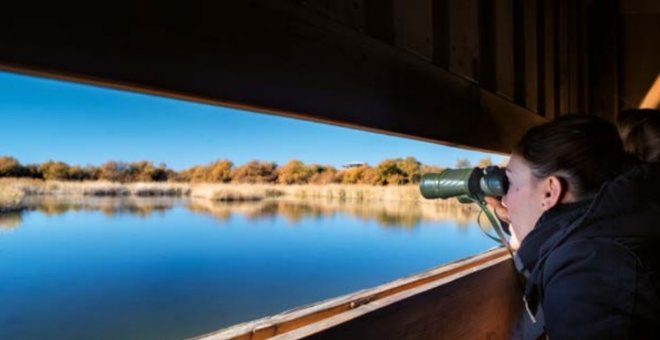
[0, 196, 495, 339]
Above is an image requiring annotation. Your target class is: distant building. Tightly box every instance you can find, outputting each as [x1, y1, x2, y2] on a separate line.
[342, 161, 368, 169]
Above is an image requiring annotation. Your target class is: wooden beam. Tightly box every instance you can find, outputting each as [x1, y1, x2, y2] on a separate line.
[281, 252, 520, 339]
[567, 0, 580, 113]
[640, 74, 660, 109]
[557, 0, 570, 116]
[0, 1, 543, 154]
[393, 0, 433, 61]
[432, 0, 450, 69]
[521, 0, 539, 113]
[539, 0, 557, 119]
[304, 0, 366, 32]
[193, 249, 521, 339]
[478, 0, 496, 91]
[448, 0, 481, 82]
[364, 0, 395, 44]
[586, 0, 619, 121]
[494, 0, 515, 100]
[619, 0, 660, 110]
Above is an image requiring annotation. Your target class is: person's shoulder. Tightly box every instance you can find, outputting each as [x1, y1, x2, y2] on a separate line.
[540, 238, 646, 338]
[543, 238, 639, 282]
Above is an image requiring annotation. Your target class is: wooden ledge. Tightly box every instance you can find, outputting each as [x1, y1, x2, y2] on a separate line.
[194, 247, 516, 340]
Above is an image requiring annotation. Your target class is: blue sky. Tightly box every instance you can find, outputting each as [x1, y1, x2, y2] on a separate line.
[0, 70, 505, 170]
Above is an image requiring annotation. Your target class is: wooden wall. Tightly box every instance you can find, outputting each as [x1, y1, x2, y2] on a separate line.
[302, 0, 658, 120]
[0, 0, 657, 152]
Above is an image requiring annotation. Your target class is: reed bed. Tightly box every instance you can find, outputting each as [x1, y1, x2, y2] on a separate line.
[0, 185, 25, 212]
[0, 178, 190, 197]
[189, 183, 284, 202]
[0, 178, 471, 209]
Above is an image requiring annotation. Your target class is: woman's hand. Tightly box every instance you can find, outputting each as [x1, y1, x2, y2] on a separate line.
[484, 196, 511, 224]
[484, 196, 521, 250]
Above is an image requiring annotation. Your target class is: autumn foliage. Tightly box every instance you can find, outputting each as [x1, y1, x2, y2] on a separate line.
[0, 155, 496, 185]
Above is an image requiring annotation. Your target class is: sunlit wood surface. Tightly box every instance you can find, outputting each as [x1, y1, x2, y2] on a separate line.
[195, 248, 521, 340]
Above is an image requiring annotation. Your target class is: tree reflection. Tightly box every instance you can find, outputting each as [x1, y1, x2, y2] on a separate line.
[0, 212, 22, 229]
[4, 196, 480, 230]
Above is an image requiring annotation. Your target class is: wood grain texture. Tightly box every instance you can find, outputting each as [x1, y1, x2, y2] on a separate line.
[285, 255, 521, 339]
[194, 249, 521, 340]
[0, 0, 543, 154]
[393, 0, 434, 61]
[448, 0, 480, 81]
[494, 0, 515, 100]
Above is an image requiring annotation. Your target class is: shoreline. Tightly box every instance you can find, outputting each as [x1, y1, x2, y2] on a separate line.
[0, 178, 473, 212]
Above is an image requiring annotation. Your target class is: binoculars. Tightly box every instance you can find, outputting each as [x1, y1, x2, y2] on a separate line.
[419, 166, 508, 202]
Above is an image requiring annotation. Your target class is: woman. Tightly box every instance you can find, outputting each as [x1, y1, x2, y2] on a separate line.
[488, 115, 660, 339]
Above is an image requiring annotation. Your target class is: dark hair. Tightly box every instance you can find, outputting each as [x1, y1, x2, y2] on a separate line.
[514, 115, 629, 199]
[617, 109, 660, 162]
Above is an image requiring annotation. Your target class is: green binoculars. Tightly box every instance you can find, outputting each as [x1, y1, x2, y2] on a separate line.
[419, 166, 508, 201]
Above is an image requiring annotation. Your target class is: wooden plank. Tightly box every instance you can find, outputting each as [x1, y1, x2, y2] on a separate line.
[280, 255, 521, 339]
[193, 249, 519, 339]
[619, 11, 660, 110]
[640, 75, 660, 109]
[431, 0, 450, 68]
[364, 0, 395, 43]
[567, 0, 579, 113]
[542, 0, 556, 119]
[478, 0, 496, 91]
[586, 0, 619, 121]
[577, 0, 590, 114]
[0, 0, 544, 155]
[304, 0, 365, 31]
[494, 0, 515, 100]
[620, 0, 660, 14]
[448, 0, 480, 81]
[557, 0, 570, 115]
[393, 0, 433, 61]
[522, 0, 538, 113]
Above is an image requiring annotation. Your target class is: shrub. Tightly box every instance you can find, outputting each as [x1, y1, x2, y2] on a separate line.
[39, 161, 71, 181]
[0, 156, 21, 177]
[307, 164, 339, 184]
[232, 161, 277, 184]
[277, 160, 313, 184]
[206, 160, 233, 183]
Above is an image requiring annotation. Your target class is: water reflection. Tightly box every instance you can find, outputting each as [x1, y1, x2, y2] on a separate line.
[21, 195, 176, 217]
[0, 211, 22, 229]
[0, 195, 494, 340]
[13, 196, 481, 230]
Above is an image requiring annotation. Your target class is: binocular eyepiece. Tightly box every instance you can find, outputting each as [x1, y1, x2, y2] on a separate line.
[419, 166, 508, 201]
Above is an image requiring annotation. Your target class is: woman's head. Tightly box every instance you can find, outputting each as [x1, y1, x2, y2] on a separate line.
[617, 109, 660, 163]
[502, 115, 628, 242]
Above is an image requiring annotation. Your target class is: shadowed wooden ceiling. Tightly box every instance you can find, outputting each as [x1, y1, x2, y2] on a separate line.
[1, 0, 658, 153]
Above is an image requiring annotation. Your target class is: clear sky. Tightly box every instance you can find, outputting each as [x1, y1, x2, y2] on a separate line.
[0, 70, 506, 170]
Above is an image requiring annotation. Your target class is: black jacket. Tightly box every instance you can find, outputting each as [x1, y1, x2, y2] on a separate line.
[515, 163, 660, 339]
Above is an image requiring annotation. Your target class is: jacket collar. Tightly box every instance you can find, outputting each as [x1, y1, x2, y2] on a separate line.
[515, 199, 592, 275]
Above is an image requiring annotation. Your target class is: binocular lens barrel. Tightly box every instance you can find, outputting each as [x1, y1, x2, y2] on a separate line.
[420, 166, 508, 200]
[419, 168, 477, 199]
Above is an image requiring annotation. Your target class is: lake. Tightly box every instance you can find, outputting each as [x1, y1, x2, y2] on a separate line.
[0, 196, 496, 339]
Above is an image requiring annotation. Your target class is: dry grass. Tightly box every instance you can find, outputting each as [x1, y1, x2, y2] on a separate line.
[0, 178, 470, 209]
[188, 184, 431, 203]
[189, 183, 284, 202]
[0, 185, 26, 212]
[0, 178, 190, 197]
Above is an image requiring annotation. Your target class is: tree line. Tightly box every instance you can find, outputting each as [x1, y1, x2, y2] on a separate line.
[0, 156, 494, 185]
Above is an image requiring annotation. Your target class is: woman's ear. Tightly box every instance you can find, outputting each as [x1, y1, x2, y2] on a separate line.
[541, 176, 564, 210]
